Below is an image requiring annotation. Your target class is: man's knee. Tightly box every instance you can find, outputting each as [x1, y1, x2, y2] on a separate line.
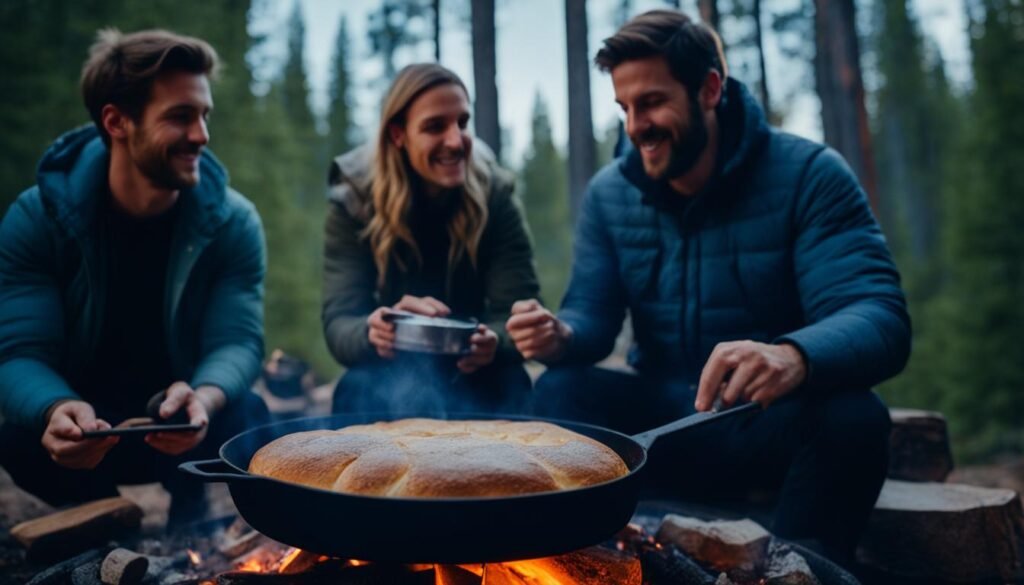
[816, 391, 891, 457]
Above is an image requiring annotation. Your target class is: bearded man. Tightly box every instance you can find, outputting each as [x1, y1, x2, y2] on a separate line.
[505, 10, 910, 565]
[0, 29, 268, 527]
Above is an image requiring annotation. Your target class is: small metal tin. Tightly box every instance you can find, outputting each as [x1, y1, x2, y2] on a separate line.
[385, 311, 478, 355]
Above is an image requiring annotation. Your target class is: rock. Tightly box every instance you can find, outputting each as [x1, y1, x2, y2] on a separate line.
[765, 543, 820, 585]
[656, 515, 770, 580]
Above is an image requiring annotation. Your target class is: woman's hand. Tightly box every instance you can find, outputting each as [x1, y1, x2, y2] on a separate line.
[457, 324, 499, 373]
[367, 295, 453, 359]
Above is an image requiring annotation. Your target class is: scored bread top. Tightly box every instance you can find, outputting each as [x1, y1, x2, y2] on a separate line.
[248, 418, 630, 498]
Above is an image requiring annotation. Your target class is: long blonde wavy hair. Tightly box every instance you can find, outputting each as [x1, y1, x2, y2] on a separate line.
[365, 63, 490, 288]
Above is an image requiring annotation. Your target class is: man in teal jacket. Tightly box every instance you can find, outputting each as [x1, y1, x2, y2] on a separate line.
[0, 29, 267, 526]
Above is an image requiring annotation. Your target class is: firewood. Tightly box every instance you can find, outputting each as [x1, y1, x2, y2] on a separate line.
[435, 564, 482, 585]
[858, 479, 1024, 582]
[483, 546, 641, 585]
[217, 529, 269, 559]
[888, 408, 954, 482]
[100, 548, 149, 585]
[11, 497, 142, 562]
[656, 515, 770, 580]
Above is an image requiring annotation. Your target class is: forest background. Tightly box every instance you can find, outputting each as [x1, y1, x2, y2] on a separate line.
[1, 0, 1021, 463]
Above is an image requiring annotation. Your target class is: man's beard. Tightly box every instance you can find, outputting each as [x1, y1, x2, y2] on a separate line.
[130, 125, 202, 190]
[637, 97, 708, 181]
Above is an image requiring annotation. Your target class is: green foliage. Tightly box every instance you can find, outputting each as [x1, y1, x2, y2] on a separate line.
[876, 0, 1024, 462]
[327, 16, 357, 158]
[519, 93, 571, 307]
[927, 0, 1024, 461]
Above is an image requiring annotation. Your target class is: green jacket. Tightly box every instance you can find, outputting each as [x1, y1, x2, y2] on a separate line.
[0, 126, 266, 432]
[322, 144, 539, 366]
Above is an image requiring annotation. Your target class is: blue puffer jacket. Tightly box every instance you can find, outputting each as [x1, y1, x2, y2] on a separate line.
[559, 79, 910, 393]
[0, 126, 266, 431]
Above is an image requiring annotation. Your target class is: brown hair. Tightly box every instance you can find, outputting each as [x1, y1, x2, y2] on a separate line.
[80, 28, 219, 144]
[595, 10, 728, 96]
[365, 63, 489, 288]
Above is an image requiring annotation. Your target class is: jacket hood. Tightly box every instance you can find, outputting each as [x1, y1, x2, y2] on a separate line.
[620, 78, 771, 209]
[36, 124, 231, 238]
[327, 139, 514, 222]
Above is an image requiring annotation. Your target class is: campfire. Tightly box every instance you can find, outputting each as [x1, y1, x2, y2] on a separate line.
[10, 500, 836, 585]
[178, 517, 643, 585]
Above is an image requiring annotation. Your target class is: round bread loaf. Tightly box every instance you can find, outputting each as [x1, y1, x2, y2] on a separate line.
[248, 418, 630, 498]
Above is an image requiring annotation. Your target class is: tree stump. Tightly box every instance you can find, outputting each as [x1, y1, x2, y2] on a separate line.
[888, 408, 954, 482]
[858, 479, 1024, 582]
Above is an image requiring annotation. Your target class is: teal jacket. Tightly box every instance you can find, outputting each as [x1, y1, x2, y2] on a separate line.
[0, 126, 266, 432]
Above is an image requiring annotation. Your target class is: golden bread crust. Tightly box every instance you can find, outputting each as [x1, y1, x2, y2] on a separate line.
[248, 418, 629, 498]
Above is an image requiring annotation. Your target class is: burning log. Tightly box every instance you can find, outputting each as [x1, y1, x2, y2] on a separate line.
[435, 564, 482, 585]
[215, 564, 435, 584]
[656, 515, 770, 581]
[888, 408, 954, 482]
[858, 479, 1024, 582]
[11, 497, 142, 562]
[218, 529, 270, 559]
[100, 548, 149, 585]
[483, 546, 641, 585]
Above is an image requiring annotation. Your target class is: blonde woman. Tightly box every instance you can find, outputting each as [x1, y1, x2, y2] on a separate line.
[323, 64, 539, 415]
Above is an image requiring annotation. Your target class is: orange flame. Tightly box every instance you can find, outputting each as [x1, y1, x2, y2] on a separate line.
[235, 557, 266, 572]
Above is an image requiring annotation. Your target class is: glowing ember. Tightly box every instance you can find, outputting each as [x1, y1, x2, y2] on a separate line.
[277, 548, 302, 573]
[346, 559, 370, 566]
[186, 549, 202, 566]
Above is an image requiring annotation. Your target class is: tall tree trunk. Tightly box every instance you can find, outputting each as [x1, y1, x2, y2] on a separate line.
[565, 0, 596, 220]
[698, 0, 720, 31]
[471, 0, 501, 159]
[813, 0, 878, 212]
[753, 0, 770, 113]
[433, 0, 441, 62]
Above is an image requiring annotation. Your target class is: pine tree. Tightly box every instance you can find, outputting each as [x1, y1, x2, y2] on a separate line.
[927, 0, 1024, 460]
[519, 93, 571, 306]
[871, 0, 960, 413]
[327, 16, 356, 158]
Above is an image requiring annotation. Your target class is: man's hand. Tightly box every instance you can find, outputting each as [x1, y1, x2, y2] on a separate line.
[145, 382, 214, 456]
[505, 299, 572, 362]
[457, 325, 499, 373]
[41, 400, 119, 469]
[695, 341, 807, 411]
[368, 295, 453, 359]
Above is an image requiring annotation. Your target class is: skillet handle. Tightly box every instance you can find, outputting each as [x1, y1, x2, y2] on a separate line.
[631, 401, 761, 449]
[178, 459, 254, 482]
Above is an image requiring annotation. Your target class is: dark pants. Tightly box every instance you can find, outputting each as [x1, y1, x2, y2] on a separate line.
[332, 354, 532, 416]
[0, 391, 269, 528]
[532, 366, 891, 566]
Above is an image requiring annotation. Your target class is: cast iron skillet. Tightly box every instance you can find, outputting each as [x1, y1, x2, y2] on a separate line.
[179, 404, 759, 564]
